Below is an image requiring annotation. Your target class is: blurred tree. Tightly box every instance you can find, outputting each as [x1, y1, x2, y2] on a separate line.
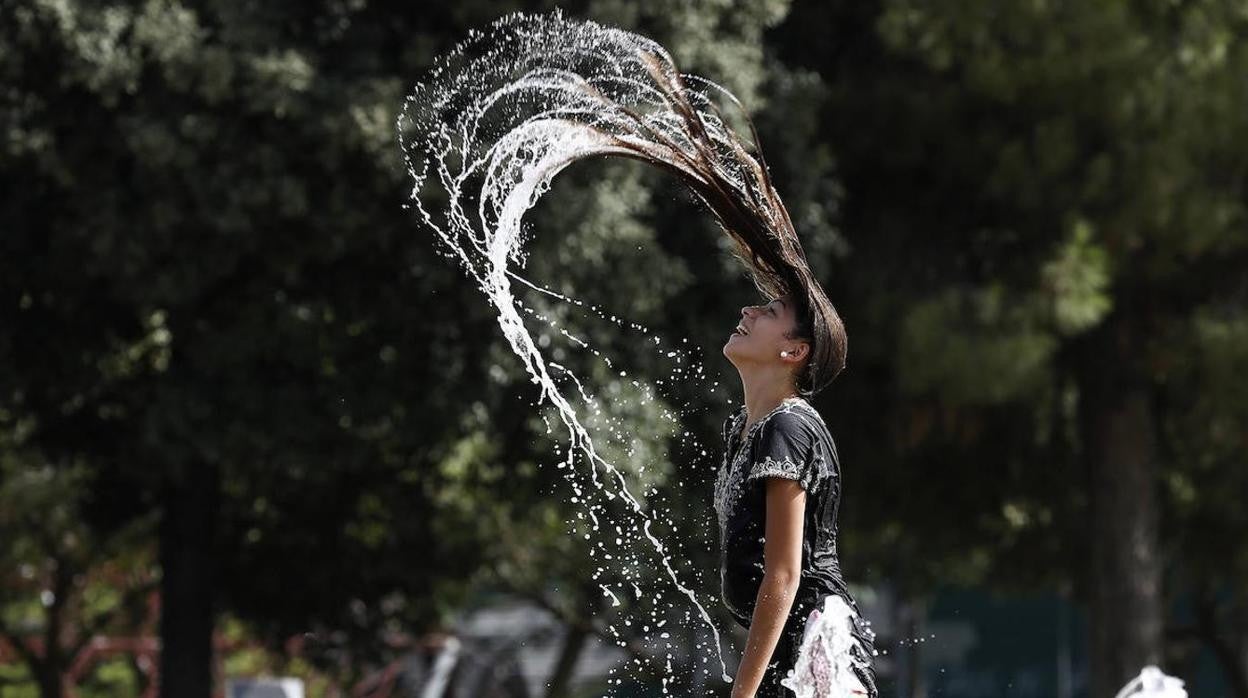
[0, 0, 505, 693]
[8, 0, 1245, 696]
[0, 0, 801, 696]
[0, 447, 158, 698]
[770, 0, 1248, 694]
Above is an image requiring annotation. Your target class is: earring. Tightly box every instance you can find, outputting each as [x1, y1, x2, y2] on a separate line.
[780, 351, 789, 357]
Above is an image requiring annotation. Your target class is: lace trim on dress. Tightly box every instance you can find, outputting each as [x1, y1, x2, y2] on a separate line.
[747, 455, 802, 481]
[713, 440, 751, 533]
[747, 453, 833, 496]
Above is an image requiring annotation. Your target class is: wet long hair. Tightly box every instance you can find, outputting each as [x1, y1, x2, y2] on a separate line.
[401, 13, 847, 396]
[589, 52, 849, 397]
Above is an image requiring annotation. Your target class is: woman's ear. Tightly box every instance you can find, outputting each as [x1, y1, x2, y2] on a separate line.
[785, 341, 810, 362]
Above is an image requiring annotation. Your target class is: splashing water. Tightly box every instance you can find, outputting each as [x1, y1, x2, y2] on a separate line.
[1114, 667, 1187, 698]
[781, 595, 873, 697]
[397, 11, 1176, 698]
[396, 10, 802, 689]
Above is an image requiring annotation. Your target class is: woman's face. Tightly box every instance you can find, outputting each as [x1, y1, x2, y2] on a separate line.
[722, 294, 805, 366]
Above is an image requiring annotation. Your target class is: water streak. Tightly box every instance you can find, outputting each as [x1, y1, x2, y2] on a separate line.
[398, 10, 799, 688]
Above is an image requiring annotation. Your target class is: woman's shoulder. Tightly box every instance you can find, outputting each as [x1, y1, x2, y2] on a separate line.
[763, 399, 840, 465]
[765, 398, 827, 435]
[748, 399, 841, 493]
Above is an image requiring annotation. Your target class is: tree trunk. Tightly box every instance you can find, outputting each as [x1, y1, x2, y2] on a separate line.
[35, 667, 63, 698]
[1083, 374, 1162, 697]
[1195, 593, 1248, 698]
[899, 597, 925, 698]
[545, 621, 589, 698]
[545, 580, 601, 698]
[158, 461, 219, 698]
[34, 552, 73, 698]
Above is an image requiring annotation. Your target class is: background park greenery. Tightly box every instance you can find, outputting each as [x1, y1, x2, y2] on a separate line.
[1, 0, 1246, 696]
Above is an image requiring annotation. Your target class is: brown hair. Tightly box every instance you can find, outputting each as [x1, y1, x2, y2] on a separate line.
[401, 14, 850, 395]
[585, 52, 849, 396]
[785, 292, 847, 398]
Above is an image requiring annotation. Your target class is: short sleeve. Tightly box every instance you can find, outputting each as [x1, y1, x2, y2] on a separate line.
[745, 411, 816, 490]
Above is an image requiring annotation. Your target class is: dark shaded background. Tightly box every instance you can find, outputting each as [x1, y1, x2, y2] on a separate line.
[2, 1, 1245, 696]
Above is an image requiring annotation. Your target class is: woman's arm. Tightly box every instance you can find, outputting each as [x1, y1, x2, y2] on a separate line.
[731, 477, 806, 698]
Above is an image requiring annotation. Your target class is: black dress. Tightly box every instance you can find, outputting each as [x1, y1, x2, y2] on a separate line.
[713, 396, 878, 697]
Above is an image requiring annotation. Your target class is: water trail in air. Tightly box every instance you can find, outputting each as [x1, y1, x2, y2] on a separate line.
[398, 10, 803, 688]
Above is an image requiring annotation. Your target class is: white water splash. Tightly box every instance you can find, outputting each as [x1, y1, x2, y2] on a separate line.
[396, 10, 780, 688]
[1114, 666, 1187, 698]
[781, 595, 872, 697]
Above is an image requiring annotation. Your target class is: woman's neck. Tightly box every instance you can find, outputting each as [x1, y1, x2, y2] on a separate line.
[740, 371, 800, 428]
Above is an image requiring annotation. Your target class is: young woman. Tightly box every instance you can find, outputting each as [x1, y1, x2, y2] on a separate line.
[408, 15, 870, 695]
[717, 292, 878, 698]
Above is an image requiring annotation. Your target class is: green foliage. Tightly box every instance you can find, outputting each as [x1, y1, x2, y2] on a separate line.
[1041, 219, 1113, 336]
[0, 447, 157, 695]
[896, 284, 1056, 405]
[2, 0, 1247, 693]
